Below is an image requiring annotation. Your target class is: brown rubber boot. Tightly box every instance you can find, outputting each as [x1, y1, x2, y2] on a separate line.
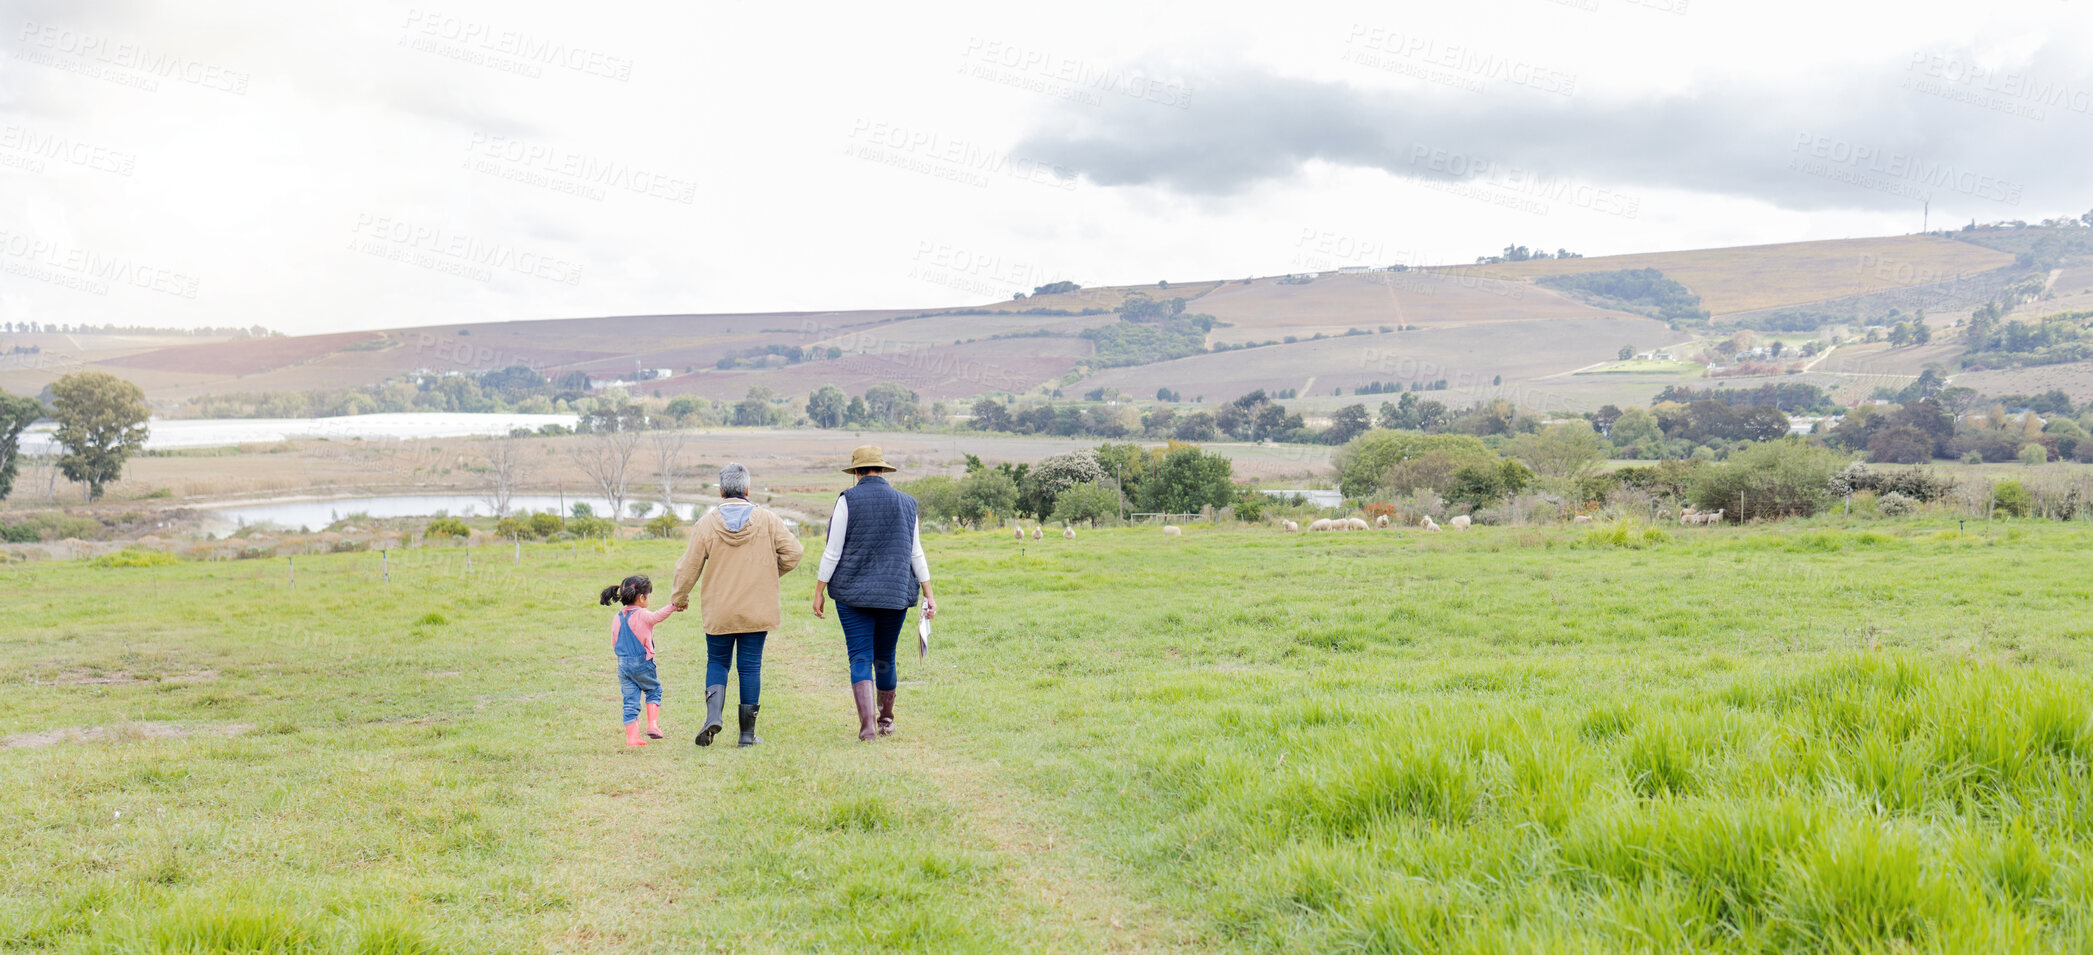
[876, 690, 896, 736]
[852, 680, 878, 741]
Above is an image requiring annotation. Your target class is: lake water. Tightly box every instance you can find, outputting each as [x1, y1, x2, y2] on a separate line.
[20, 412, 580, 453]
[201, 494, 710, 531]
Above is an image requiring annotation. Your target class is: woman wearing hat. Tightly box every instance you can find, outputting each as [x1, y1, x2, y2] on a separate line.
[811, 445, 937, 741]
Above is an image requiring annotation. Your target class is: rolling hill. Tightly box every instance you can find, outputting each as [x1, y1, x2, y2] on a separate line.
[6, 228, 2091, 414]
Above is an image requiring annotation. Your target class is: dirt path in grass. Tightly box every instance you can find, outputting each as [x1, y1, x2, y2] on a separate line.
[767, 630, 1209, 954]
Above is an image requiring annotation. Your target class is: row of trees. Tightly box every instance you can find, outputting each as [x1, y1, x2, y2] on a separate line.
[904, 443, 1242, 527]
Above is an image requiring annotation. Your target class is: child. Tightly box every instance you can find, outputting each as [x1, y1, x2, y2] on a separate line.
[600, 575, 680, 747]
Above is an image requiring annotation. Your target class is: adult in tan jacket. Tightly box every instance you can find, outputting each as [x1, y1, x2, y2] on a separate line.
[670, 463, 803, 747]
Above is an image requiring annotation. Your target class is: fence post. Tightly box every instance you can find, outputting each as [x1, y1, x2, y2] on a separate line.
[382, 550, 389, 584]
[287, 556, 294, 591]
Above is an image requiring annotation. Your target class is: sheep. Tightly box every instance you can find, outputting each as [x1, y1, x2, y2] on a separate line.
[1375, 514, 1390, 528]
[1705, 508, 1725, 525]
[1679, 506, 1700, 525]
[1421, 516, 1442, 532]
[1014, 525, 1025, 540]
[1349, 517, 1371, 531]
[1032, 526, 1043, 540]
[1283, 520, 1299, 532]
[1062, 526, 1075, 539]
[1307, 518, 1333, 532]
[1450, 515, 1471, 530]
[1162, 525, 1182, 536]
[1573, 514, 1594, 524]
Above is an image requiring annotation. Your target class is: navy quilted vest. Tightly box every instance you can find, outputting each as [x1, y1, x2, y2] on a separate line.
[829, 476, 919, 610]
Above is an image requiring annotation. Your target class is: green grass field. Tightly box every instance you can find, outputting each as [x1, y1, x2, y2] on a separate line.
[7, 521, 2093, 952]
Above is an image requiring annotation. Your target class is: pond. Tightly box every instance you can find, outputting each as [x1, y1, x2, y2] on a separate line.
[202, 494, 709, 533]
[20, 412, 580, 453]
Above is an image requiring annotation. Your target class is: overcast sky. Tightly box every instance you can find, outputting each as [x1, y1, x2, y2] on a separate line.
[3, 0, 2089, 335]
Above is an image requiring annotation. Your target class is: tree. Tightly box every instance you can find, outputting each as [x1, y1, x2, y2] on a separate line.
[1324, 404, 1372, 445]
[733, 387, 776, 427]
[864, 381, 920, 428]
[569, 429, 643, 522]
[1509, 425, 1605, 480]
[1912, 321, 1932, 345]
[649, 431, 689, 515]
[1137, 445, 1235, 514]
[1019, 449, 1106, 518]
[957, 468, 1018, 526]
[1050, 482, 1121, 526]
[1592, 404, 1623, 436]
[1619, 345, 1635, 361]
[479, 436, 531, 518]
[0, 390, 44, 501]
[49, 371, 150, 501]
[970, 398, 1012, 432]
[806, 385, 848, 429]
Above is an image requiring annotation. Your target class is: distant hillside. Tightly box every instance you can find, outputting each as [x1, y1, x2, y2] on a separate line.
[11, 229, 2093, 414]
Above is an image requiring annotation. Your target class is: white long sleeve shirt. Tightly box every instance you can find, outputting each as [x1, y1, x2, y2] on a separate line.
[816, 495, 931, 585]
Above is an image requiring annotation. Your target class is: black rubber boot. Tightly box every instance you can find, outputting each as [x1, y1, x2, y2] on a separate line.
[695, 685, 726, 747]
[737, 704, 762, 747]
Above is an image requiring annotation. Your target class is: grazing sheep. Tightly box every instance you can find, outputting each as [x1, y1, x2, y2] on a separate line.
[1375, 514, 1389, 528]
[1307, 518, 1332, 531]
[1162, 525, 1182, 536]
[1063, 526, 1075, 539]
[1450, 515, 1471, 530]
[1421, 516, 1442, 532]
[1573, 514, 1594, 525]
[1349, 517, 1371, 531]
[1032, 526, 1043, 540]
[1283, 520, 1299, 532]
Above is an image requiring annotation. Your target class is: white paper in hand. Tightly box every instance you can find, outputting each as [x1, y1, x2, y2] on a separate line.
[918, 617, 931, 660]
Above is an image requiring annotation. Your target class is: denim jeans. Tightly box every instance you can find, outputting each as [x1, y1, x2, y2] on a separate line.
[617, 655, 660, 724]
[835, 601, 906, 691]
[705, 632, 767, 706]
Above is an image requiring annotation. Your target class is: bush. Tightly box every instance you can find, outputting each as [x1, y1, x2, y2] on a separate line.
[1878, 492, 1916, 516]
[88, 548, 181, 568]
[1690, 440, 1847, 521]
[1993, 481, 2031, 518]
[2019, 443, 2049, 466]
[528, 512, 564, 538]
[1050, 482, 1121, 526]
[0, 512, 105, 542]
[424, 517, 471, 538]
[569, 515, 616, 539]
[494, 516, 533, 540]
[645, 512, 682, 539]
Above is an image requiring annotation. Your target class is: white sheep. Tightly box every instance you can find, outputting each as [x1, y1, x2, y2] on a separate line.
[1705, 508, 1725, 525]
[1375, 514, 1389, 528]
[1349, 517, 1371, 531]
[1032, 526, 1043, 540]
[1307, 518, 1332, 531]
[1062, 526, 1075, 539]
[1162, 525, 1182, 536]
[1283, 520, 1299, 532]
[1450, 515, 1471, 530]
[1421, 516, 1441, 532]
[1014, 525, 1025, 540]
[1679, 506, 1699, 525]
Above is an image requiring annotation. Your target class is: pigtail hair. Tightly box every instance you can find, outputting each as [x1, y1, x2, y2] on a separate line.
[598, 584, 621, 606]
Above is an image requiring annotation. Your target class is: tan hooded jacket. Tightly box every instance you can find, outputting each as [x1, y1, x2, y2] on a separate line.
[669, 500, 804, 635]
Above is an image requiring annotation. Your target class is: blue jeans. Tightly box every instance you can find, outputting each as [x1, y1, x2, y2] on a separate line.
[617, 655, 660, 724]
[836, 601, 906, 691]
[705, 632, 767, 706]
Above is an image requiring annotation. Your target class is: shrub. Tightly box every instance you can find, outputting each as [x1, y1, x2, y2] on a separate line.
[1877, 492, 1916, 517]
[527, 512, 564, 538]
[1993, 481, 2031, 518]
[0, 513, 105, 542]
[2019, 443, 2049, 466]
[88, 548, 181, 568]
[1050, 482, 1121, 526]
[568, 515, 616, 539]
[1691, 440, 1847, 521]
[645, 512, 682, 539]
[494, 516, 532, 540]
[424, 517, 470, 538]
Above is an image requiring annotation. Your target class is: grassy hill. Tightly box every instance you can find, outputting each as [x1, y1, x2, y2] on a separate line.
[14, 229, 2093, 413]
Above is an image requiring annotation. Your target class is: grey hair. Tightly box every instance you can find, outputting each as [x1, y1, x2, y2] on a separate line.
[718, 462, 750, 498]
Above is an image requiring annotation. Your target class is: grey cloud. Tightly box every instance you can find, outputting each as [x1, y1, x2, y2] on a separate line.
[1015, 45, 2093, 214]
